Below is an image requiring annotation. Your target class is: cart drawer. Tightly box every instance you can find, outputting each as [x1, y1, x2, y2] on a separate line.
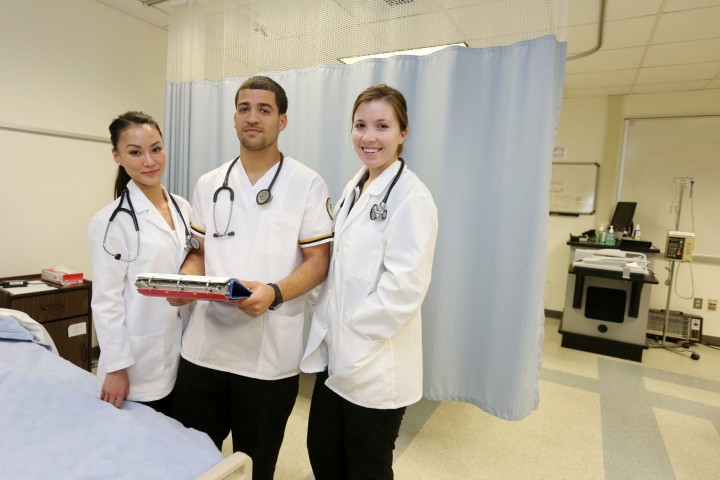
[9, 289, 89, 323]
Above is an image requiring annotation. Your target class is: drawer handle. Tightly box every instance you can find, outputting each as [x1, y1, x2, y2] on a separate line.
[41, 304, 65, 311]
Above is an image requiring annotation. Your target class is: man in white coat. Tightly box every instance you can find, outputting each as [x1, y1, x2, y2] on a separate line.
[170, 76, 332, 480]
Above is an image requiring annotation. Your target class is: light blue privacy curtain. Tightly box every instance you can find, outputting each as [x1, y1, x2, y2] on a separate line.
[164, 35, 566, 420]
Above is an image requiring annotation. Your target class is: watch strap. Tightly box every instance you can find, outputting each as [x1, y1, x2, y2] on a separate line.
[267, 282, 283, 310]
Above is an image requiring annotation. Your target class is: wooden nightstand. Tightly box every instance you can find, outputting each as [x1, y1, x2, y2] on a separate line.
[0, 274, 92, 371]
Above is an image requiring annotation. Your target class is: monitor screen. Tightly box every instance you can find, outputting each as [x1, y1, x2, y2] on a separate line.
[610, 201, 637, 235]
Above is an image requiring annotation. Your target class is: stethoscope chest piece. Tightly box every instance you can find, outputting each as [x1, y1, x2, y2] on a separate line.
[188, 236, 201, 251]
[370, 203, 387, 221]
[256, 189, 272, 205]
[212, 152, 284, 237]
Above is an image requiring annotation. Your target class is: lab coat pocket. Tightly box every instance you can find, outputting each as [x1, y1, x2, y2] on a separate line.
[328, 324, 389, 404]
[127, 333, 165, 385]
[339, 224, 383, 282]
[336, 224, 384, 328]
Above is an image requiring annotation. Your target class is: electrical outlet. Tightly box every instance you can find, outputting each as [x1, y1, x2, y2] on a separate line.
[708, 299, 718, 311]
[693, 297, 703, 309]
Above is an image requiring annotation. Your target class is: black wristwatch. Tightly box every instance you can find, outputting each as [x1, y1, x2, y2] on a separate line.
[268, 283, 283, 311]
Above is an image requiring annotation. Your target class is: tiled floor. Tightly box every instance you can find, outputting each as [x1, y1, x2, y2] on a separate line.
[224, 317, 720, 479]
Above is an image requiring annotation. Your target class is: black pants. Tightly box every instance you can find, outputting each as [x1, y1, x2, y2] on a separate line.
[307, 370, 406, 480]
[173, 357, 299, 480]
[140, 389, 174, 418]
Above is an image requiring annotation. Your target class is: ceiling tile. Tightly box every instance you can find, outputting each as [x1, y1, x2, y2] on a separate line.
[605, 0, 663, 21]
[664, 0, 720, 12]
[630, 80, 709, 94]
[565, 47, 645, 74]
[448, 2, 564, 41]
[567, 0, 602, 26]
[564, 69, 636, 89]
[95, 0, 171, 28]
[644, 39, 720, 67]
[652, 6, 720, 43]
[601, 17, 656, 49]
[636, 62, 720, 84]
[563, 85, 632, 97]
[566, 23, 602, 54]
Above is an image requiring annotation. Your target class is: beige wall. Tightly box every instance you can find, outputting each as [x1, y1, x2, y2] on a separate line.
[0, 0, 168, 280]
[547, 89, 720, 339]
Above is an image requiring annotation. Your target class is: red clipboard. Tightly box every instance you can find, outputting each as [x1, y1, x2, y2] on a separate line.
[135, 273, 251, 301]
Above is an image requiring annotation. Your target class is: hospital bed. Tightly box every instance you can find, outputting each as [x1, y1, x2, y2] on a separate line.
[0, 308, 251, 480]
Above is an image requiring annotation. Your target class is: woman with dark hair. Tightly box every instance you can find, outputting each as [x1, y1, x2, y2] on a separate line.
[87, 111, 194, 415]
[301, 85, 439, 479]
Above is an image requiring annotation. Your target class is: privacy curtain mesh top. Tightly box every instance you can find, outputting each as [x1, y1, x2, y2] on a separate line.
[166, 0, 567, 82]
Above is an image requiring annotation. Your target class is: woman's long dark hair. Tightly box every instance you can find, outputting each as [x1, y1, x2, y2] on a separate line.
[109, 111, 162, 199]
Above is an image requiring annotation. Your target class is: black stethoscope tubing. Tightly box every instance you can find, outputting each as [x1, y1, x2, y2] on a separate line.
[212, 152, 284, 238]
[343, 157, 405, 222]
[168, 192, 200, 251]
[103, 187, 197, 261]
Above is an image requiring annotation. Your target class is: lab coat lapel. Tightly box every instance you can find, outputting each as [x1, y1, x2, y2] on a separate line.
[165, 190, 188, 252]
[126, 182, 180, 248]
[336, 162, 400, 235]
[335, 169, 367, 235]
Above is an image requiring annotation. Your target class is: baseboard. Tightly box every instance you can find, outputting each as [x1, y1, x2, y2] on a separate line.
[544, 309, 563, 319]
[560, 331, 645, 362]
[702, 334, 720, 346]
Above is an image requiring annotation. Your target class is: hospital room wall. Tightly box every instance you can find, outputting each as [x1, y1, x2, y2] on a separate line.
[547, 89, 720, 341]
[0, 0, 168, 282]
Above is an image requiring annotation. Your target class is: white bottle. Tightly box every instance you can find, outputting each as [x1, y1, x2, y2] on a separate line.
[633, 224, 641, 240]
[606, 225, 616, 246]
[597, 224, 607, 244]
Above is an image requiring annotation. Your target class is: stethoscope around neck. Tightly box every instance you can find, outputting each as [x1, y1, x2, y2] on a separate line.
[343, 157, 405, 222]
[103, 187, 199, 262]
[212, 152, 284, 238]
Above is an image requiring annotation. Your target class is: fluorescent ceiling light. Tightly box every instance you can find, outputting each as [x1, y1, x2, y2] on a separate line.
[340, 43, 467, 64]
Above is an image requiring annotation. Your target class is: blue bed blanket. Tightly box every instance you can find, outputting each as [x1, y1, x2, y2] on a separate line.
[0, 313, 224, 479]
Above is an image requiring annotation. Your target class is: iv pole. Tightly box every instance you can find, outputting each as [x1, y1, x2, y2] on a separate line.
[657, 177, 700, 360]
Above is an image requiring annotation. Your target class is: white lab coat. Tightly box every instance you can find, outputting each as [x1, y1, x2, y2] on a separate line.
[301, 161, 438, 409]
[88, 180, 191, 401]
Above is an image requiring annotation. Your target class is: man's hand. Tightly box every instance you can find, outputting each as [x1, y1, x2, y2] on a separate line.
[167, 297, 195, 307]
[230, 281, 276, 317]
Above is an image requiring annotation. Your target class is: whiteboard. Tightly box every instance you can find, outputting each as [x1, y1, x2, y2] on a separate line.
[549, 162, 599, 214]
[619, 116, 720, 257]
